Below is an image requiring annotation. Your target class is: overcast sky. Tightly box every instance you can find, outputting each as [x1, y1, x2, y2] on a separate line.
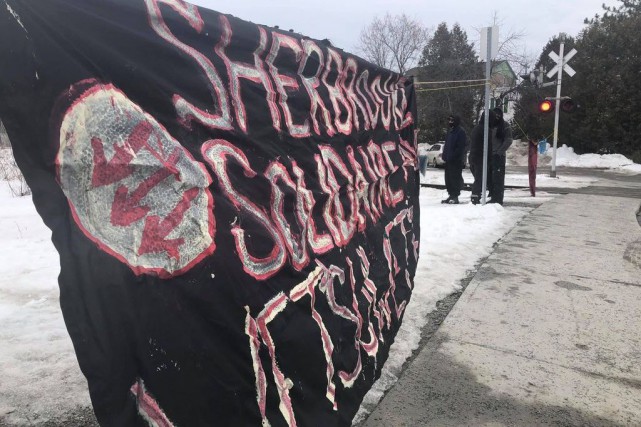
[192, 0, 619, 68]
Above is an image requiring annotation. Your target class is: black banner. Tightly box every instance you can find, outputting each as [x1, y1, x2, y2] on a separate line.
[0, 0, 419, 425]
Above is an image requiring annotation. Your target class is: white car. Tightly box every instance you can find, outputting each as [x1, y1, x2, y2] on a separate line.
[425, 142, 445, 167]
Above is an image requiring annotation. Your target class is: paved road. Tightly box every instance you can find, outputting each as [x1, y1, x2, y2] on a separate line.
[510, 165, 641, 184]
[364, 171, 641, 426]
[511, 165, 641, 199]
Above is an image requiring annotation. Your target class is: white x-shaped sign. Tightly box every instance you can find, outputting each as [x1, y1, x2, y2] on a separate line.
[547, 48, 577, 78]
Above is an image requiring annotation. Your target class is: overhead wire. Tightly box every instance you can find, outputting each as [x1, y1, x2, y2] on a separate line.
[513, 120, 529, 137]
[415, 82, 487, 92]
[414, 78, 487, 85]
[512, 120, 553, 141]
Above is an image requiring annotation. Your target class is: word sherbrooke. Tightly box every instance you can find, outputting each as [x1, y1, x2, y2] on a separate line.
[0, 0, 420, 425]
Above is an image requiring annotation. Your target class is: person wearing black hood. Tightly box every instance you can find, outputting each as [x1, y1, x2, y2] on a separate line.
[469, 110, 495, 205]
[441, 114, 467, 204]
[489, 107, 513, 205]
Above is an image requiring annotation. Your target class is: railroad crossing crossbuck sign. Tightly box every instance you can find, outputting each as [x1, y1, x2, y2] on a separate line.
[547, 48, 577, 78]
[545, 42, 578, 178]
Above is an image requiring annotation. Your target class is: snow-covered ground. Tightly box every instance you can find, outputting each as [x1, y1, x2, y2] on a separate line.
[0, 181, 91, 424]
[0, 145, 638, 424]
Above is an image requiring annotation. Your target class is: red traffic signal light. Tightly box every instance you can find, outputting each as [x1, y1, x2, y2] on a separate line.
[539, 100, 554, 113]
[561, 98, 577, 113]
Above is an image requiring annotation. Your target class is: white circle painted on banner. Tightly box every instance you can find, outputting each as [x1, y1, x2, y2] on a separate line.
[56, 82, 215, 277]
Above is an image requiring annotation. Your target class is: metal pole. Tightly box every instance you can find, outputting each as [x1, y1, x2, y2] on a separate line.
[481, 27, 492, 204]
[550, 41, 564, 178]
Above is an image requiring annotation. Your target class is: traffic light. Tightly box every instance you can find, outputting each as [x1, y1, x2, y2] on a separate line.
[561, 98, 577, 113]
[539, 100, 554, 113]
[538, 98, 577, 114]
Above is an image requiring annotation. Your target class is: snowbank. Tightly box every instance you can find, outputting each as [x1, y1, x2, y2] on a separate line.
[0, 147, 31, 196]
[0, 183, 91, 425]
[551, 144, 641, 173]
[506, 141, 641, 174]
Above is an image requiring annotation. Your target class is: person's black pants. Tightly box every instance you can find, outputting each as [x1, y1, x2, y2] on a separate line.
[470, 163, 478, 195]
[491, 154, 506, 204]
[470, 156, 492, 201]
[445, 162, 463, 198]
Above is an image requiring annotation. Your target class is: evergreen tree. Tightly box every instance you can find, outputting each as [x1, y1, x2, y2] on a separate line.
[513, 0, 641, 161]
[415, 23, 478, 143]
[571, 0, 641, 159]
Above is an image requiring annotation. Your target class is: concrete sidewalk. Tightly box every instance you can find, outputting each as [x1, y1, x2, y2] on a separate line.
[364, 192, 641, 426]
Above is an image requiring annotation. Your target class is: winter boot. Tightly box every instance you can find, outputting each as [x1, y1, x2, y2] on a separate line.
[447, 197, 459, 204]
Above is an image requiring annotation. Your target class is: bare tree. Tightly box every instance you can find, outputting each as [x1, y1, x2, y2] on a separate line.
[475, 12, 534, 75]
[0, 120, 9, 148]
[358, 13, 430, 74]
[493, 12, 535, 76]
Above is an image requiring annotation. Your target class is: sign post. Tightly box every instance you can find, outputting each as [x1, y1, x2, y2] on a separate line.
[546, 39, 577, 178]
[480, 26, 498, 204]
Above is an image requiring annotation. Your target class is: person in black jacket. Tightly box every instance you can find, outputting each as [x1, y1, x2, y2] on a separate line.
[469, 110, 496, 205]
[441, 115, 467, 204]
[489, 107, 513, 205]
